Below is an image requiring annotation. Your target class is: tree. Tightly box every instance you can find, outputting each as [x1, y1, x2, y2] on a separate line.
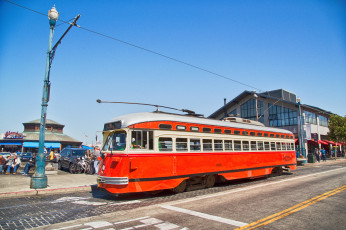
[328, 114, 346, 156]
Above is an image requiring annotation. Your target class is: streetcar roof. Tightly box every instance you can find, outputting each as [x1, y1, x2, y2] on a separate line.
[108, 112, 293, 134]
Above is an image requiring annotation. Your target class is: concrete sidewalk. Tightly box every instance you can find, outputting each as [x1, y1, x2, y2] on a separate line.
[0, 172, 97, 198]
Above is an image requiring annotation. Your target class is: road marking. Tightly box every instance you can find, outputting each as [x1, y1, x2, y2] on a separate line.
[235, 185, 346, 230]
[140, 217, 163, 225]
[54, 224, 83, 230]
[84, 221, 113, 228]
[114, 216, 150, 225]
[164, 167, 346, 206]
[161, 205, 248, 227]
[154, 222, 180, 230]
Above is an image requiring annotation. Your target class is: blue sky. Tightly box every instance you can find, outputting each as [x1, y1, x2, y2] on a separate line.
[0, 0, 345, 145]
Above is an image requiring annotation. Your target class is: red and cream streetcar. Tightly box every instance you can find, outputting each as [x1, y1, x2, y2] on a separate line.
[97, 111, 296, 194]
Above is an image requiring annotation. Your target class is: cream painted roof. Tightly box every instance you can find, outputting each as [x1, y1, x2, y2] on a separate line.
[109, 112, 293, 134]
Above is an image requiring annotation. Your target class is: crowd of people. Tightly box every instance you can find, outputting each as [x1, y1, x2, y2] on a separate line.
[0, 148, 101, 175]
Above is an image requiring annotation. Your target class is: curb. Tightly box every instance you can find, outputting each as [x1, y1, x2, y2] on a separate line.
[0, 184, 98, 199]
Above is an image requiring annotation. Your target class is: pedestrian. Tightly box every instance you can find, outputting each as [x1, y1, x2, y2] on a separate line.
[0, 155, 6, 174]
[6, 155, 21, 174]
[314, 148, 320, 163]
[321, 148, 326, 162]
[21, 153, 36, 176]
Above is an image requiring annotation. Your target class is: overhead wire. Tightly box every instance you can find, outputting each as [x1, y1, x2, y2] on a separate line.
[4, 0, 262, 92]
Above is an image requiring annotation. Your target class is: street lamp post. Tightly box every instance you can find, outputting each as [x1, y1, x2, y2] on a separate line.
[30, 6, 59, 189]
[297, 97, 307, 159]
[30, 6, 80, 189]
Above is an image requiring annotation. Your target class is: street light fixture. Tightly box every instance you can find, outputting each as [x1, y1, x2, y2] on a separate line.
[30, 6, 80, 189]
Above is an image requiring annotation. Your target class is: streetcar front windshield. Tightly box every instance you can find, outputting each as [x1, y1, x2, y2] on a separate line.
[103, 131, 127, 151]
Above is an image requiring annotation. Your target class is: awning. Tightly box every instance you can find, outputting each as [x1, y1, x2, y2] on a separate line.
[318, 140, 329, 145]
[23, 142, 60, 148]
[0, 142, 22, 145]
[81, 145, 94, 150]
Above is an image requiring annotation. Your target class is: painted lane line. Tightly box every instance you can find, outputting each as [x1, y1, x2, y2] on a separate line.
[84, 221, 113, 228]
[140, 217, 163, 225]
[164, 167, 346, 206]
[161, 205, 248, 227]
[236, 185, 346, 230]
[114, 216, 150, 225]
[54, 224, 83, 230]
[154, 222, 180, 230]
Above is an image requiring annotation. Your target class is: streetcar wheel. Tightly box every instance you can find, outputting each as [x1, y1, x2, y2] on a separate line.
[271, 167, 283, 177]
[205, 175, 216, 188]
[172, 180, 187, 193]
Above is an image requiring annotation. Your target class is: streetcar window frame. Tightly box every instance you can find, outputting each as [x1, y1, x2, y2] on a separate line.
[270, 142, 276, 150]
[214, 128, 222, 134]
[242, 131, 249, 136]
[190, 139, 201, 151]
[202, 127, 212, 133]
[276, 142, 281, 150]
[264, 142, 270, 150]
[270, 134, 275, 137]
[203, 139, 213, 151]
[224, 129, 232, 134]
[176, 138, 188, 151]
[264, 133, 269, 137]
[176, 125, 187, 131]
[243, 141, 250, 151]
[159, 124, 172, 130]
[234, 130, 241, 135]
[250, 141, 257, 151]
[258, 141, 264, 150]
[158, 137, 173, 151]
[214, 139, 223, 151]
[225, 140, 233, 151]
[234, 140, 242, 151]
[257, 132, 263, 137]
[190, 126, 200, 132]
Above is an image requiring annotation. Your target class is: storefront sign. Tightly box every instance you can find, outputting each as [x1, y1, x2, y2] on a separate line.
[4, 131, 23, 139]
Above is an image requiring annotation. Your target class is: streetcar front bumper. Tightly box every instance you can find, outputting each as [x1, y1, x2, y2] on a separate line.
[97, 176, 129, 185]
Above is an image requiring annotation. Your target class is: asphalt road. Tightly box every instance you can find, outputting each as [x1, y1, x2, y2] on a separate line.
[0, 162, 345, 230]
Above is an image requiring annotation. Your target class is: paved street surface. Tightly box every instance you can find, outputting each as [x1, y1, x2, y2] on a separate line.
[0, 160, 345, 230]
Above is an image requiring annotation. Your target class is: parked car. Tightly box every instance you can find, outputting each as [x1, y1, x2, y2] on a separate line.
[58, 148, 86, 173]
[20, 152, 34, 162]
[0, 152, 12, 158]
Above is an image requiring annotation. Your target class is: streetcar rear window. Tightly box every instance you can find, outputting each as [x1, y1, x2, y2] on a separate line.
[159, 124, 172, 130]
[159, 138, 172, 151]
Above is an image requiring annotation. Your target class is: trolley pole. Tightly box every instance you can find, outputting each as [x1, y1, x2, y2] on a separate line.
[31, 6, 80, 189]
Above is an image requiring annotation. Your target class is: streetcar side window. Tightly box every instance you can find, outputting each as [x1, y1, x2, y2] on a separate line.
[158, 137, 172, 151]
[264, 142, 270, 150]
[234, 141, 242, 151]
[176, 138, 188, 151]
[225, 140, 233, 151]
[291, 143, 295, 150]
[190, 139, 201, 151]
[282, 142, 287, 150]
[131, 130, 153, 150]
[250, 141, 257, 151]
[203, 139, 213, 151]
[214, 140, 223, 151]
[271, 142, 276, 150]
[243, 141, 249, 151]
[258, 141, 264, 150]
[286, 143, 291, 150]
[276, 142, 281, 150]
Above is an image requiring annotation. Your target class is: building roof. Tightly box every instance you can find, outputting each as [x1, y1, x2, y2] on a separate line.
[23, 119, 64, 127]
[108, 112, 293, 134]
[208, 89, 333, 118]
[22, 132, 81, 143]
